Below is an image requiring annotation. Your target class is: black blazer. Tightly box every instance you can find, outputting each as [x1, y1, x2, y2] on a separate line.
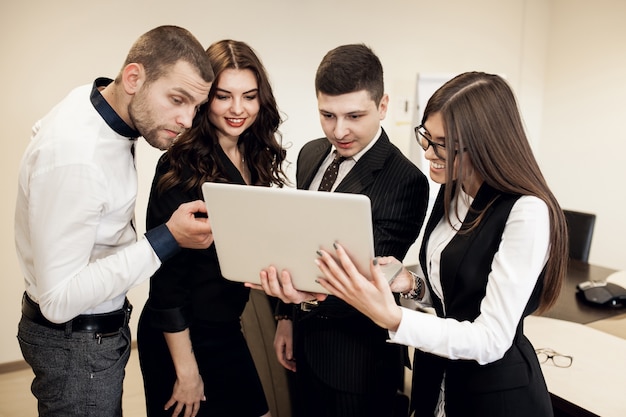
[143, 148, 251, 329]
[411, 183, 552, 417]
[293, 129, 429, 393]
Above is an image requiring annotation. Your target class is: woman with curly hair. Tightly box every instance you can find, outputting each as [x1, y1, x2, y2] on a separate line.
[138, 39, 288, 417]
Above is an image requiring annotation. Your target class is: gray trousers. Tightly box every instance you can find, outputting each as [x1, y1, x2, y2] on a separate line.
[17, 315, 131, 416]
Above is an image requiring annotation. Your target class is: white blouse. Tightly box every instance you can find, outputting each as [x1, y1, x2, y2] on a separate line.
[389, 192, 550, 364]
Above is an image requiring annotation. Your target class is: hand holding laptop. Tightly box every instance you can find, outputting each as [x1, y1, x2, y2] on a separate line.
[246, 266, 329, 305]
[315, 243, 408, 331]
[246, 253, 405, 305]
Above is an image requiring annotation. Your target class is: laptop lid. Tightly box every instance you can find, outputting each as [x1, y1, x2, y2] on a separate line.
[201, 182, 398, 294]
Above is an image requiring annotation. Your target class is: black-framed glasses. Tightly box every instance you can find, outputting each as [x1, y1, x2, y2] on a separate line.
[535, 348, 573, 368]
[414, 125, 447, 158]
[414, 125, 468, 159]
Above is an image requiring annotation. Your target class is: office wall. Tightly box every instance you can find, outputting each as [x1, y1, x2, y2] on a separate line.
[538, 0, 626, 270]
[0, 0, 622, 365]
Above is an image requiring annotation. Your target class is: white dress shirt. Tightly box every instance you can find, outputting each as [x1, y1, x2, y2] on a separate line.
[389, 192, 550, 361]
[389, 192, 550, 416]
[308, 126, 382, 191]
[15, 83, 162, 323]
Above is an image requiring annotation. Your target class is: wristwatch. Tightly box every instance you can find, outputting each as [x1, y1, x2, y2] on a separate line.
[401, 271, 424, 300]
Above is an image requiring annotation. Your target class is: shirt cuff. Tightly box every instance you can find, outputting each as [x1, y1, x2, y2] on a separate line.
[388, 306, 423, 344]
[147, 304, 191, 332]
[145, 223, 181, 262]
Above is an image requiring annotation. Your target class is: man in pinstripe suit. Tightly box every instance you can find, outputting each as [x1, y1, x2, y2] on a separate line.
[260, 44, 429, 417]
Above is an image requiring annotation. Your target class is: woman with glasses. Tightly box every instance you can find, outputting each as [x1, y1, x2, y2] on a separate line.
[315, 72, 568, 417]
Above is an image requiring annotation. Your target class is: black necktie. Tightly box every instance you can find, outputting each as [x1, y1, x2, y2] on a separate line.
[318, 153, 346, 192]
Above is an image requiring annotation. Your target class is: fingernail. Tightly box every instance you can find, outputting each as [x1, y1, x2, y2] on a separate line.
[373, 258, 378, 266]
[333, 242, 338, 249]
[315, 279, 320, 283]
[316, 250, 323, 257]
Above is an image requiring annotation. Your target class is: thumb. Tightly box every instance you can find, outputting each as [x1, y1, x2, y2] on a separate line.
[370, 257, 389, 288]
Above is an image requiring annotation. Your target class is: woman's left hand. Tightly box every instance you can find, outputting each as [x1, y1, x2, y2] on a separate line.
[315, 243, 403, 331]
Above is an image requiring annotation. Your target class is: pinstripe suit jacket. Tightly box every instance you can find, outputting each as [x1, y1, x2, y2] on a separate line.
[293, 129, 429, 394]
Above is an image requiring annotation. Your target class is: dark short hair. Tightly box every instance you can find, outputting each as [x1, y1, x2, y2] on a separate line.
[117, 25, 214, 84]
[315, 44, 384, 104]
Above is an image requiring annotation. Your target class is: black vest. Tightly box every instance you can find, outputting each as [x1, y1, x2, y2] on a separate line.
[411, 183, 550, 417]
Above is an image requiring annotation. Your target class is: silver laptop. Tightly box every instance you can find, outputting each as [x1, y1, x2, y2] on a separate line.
[202, 182, 401, 294]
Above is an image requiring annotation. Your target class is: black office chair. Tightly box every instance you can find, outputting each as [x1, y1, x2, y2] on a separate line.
[563, 209, 596, 263]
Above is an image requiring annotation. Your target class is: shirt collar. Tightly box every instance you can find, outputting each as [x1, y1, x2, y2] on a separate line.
[90, 77, 139, 139]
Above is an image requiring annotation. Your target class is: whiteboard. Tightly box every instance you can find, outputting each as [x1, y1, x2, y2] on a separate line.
[409, 73, 456, 213]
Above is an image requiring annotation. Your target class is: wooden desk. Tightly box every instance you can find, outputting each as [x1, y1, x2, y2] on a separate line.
[541, 260, 625, 324]
[587, 312, 626, 340]
[525, 316, 626, 417]
[532, 261, 626, 417]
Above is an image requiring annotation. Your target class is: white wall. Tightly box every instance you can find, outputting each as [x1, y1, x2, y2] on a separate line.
[539, 0, 626, 270]
[1, 0, 624, 364]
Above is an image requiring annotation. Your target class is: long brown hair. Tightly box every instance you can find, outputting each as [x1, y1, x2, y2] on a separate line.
[158, 39, 289, 193]
[422, 72, 568, 313]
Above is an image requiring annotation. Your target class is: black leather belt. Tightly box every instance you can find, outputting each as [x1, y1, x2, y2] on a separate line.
[21, 292, 132, 335]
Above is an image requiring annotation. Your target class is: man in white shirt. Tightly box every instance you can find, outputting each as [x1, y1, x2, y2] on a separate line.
[15, 25, 214, 416]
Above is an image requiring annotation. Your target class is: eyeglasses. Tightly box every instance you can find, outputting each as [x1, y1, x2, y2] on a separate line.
[414, 125, 448, 159]
[535, 348, 573, 368]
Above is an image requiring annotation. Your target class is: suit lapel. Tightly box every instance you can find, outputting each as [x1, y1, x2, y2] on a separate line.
[334, 129, 390, 194]
[297, 139, 332, 189]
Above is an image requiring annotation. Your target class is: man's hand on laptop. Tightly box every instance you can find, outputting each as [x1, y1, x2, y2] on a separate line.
[246, 266, 328, 304]
[166, 200, 214, 249]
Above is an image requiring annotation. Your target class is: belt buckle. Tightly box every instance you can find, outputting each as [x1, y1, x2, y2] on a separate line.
[300, 300, 318, 312]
